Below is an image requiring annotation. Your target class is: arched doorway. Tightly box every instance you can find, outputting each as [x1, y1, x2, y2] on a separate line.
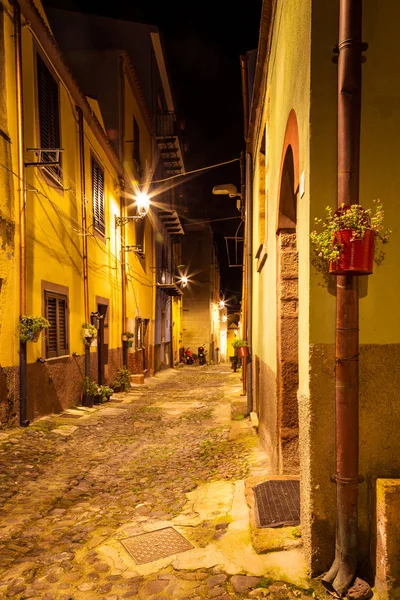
[276, 112, 299, 474]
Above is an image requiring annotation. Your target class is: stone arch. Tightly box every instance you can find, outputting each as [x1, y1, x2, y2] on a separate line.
[276, 110, 300, 474]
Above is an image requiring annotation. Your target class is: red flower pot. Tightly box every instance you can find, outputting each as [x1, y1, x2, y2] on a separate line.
[329, 229, 374, 276]
[237, 345, 249, 358]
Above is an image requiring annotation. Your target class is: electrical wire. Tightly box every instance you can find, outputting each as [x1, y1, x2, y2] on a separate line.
[140, 157, 240, 186]
[186, 216, 241, 226]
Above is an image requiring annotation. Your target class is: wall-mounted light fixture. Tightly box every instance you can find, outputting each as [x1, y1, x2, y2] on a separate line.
[218, 299, 225, 310]
[115, 191, 150, 227]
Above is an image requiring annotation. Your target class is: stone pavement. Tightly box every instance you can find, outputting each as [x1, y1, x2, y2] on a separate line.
[0, 364, 315, 600]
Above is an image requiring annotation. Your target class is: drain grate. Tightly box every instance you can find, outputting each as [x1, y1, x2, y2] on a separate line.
[120, 527, 194, 564]
[254, 479, 300, 528]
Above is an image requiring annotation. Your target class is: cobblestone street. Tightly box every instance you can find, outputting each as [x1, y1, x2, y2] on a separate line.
[0, 365, 310, 600]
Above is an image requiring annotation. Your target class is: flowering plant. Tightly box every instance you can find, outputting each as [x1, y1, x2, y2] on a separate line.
[81, 322, 97, 345]
[18, 315, 50, 342]
[310, 200, 391, 272]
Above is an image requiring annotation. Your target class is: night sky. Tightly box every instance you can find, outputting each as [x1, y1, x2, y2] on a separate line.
[43, 0, 263, 307]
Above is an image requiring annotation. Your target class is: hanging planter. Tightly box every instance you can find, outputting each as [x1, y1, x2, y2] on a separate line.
[329, 229, 374, 275]
[126, 340, 133, 348]
[232, 339, 249, 358]
[122, 332, 134, 344]
[237, 345, 249, 358]
[81, 322, 97, 346]
[18, 316, 50, 343]
[311, 201, 391, 278]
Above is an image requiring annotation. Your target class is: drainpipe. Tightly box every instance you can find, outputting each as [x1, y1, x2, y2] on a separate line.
[77, 106, 90, 399]
[121, 185, 127, 368]
[241, 53, 253, 415]
[239, 151, 247, 395]
[14, 1, 28, 427]
[322, 1, 369, 596]
[119, 56, 128, 368]
[245, 151, 253, 414]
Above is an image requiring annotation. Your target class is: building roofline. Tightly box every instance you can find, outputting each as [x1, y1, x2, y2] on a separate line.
[19, 0, 125, 179]
[121, 51, 155, 136]
[247, 0, 276, 150]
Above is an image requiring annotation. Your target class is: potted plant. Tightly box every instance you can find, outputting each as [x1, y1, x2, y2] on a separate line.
[232, 339, 249, 358]
[81, 322, 97, 346]
[112, 366, 131, 392]
[82, 377, 99, 407]
[18, 315, 50, 343]
[94, 384, 114, 404]
[310, 200, 391, 276]
[122, 332, 134, 348]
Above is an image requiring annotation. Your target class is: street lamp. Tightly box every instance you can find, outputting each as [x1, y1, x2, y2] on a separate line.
[115, 191, 150, 227]
[212, 184, 242, 212]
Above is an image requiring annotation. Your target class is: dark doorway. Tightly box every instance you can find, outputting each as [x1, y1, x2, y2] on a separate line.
[96, 301, 108, 385]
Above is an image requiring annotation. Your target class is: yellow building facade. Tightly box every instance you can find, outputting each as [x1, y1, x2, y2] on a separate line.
[0, 0, 184, 424]
[247, 0, 400, 581]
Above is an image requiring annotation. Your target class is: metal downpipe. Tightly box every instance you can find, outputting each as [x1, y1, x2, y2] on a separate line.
[322, 0, 369, 596]
[14, 1, 29, 427]
[245, 151, 253, 414]
[77, 106, 91, 403]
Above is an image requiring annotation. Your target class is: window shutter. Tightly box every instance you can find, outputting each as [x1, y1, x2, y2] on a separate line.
[37, 54, 61, 182]
[57, 297, 68, 355]
[45, 291, 69, 358]
[92, 158, 105, 234]
[133, 117, 140, 164]
[46, 295, 58, 358]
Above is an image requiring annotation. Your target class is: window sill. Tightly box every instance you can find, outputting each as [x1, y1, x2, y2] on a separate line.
[45, 355, 70, 362]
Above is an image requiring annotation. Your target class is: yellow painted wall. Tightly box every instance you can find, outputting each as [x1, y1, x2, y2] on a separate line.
[123, 75, 154, 330]
[306, 0, 400, 576]
[0, 3, 18, 393]
[251, 0, 311, 451]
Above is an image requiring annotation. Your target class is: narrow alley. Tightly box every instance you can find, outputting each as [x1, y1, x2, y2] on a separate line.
[0, 366, 309, 600]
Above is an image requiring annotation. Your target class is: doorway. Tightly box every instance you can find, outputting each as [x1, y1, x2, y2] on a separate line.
[277, 145, 299, 474]
[96, 299, 109, 385]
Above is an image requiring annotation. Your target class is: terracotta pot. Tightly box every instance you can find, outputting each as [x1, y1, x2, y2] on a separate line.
[30, 329, 42, 343]
[237, 345, 249, 358]
[329, 229, 374, 276]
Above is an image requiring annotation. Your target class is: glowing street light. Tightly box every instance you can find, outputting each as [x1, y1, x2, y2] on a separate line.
[115, 191, 150, 227]
[181, 276, 188, 288]
[218, 300, 225, 310]
[136, 191, 150, 217]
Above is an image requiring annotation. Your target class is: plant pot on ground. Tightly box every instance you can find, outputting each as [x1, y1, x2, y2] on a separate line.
[310, 200, 391, 277]
[94, 385, 114, 404]
[82, 377, 98, 408]
[112, 367, 131, 392]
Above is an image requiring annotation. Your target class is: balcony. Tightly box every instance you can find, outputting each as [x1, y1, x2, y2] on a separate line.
[156, 112, 184, 177]
[156, 111, 178, 139]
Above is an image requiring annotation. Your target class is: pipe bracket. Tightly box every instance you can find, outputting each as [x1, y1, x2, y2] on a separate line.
[330, 475, 365, 485]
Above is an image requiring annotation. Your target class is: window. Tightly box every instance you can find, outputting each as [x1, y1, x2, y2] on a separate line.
[135, 318, 143, 350]
[92, 157, 105, 235]
[45, 291, 68, 358]
[37, 54, 61, 182]
[133, 117, 140, 166]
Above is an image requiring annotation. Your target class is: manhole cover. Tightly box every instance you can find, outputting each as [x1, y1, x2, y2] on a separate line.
[120, 527, 194, 564]
[254, 479, 300, 528]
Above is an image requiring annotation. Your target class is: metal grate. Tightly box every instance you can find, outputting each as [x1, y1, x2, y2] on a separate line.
[120, 527, 194, 564]
[254, 479, 300, 528]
